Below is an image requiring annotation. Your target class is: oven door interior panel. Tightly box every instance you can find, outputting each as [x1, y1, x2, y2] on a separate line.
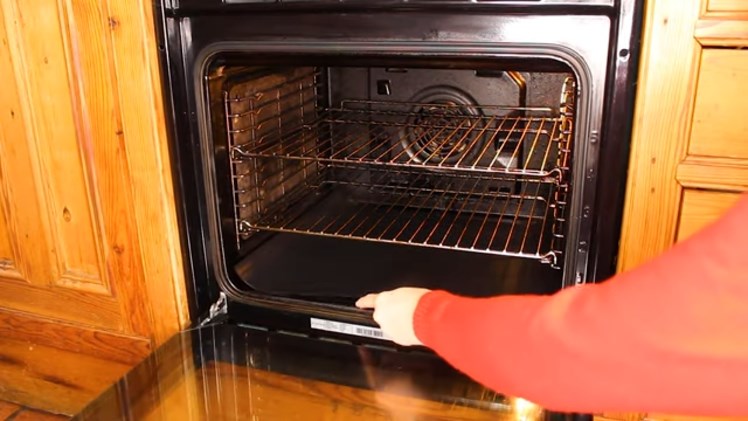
[204, 59, 577, 307]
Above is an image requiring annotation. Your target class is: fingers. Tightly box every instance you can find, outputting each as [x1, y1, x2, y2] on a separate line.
[355, 293, 379, 309]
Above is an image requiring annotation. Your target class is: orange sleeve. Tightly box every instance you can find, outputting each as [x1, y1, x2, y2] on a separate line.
[413, 194, 748, 417]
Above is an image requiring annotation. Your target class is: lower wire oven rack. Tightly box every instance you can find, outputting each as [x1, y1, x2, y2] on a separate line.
[237, 165, 567, 266]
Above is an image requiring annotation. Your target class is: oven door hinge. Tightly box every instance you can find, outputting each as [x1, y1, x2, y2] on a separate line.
[198, 292, 228, 327]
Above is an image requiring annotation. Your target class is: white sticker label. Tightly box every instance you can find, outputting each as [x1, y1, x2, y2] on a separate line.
[310, 317, 390, 341]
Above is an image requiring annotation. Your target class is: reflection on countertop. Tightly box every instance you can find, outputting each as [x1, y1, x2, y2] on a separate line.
[73, 324, 555, 420]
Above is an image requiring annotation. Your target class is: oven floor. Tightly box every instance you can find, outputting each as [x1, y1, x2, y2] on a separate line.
[233, 230, 563, 305]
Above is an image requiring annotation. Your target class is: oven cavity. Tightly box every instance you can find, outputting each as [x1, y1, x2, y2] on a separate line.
[219, 66, 575, 271]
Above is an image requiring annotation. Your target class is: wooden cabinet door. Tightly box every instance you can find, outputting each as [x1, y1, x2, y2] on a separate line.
[0, 0, 186, 361]
[619, 0, 748, 269]
[618, 0, 748, 419]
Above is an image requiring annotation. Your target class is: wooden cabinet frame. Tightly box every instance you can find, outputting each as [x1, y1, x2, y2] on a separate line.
[0, 0, 188, 382]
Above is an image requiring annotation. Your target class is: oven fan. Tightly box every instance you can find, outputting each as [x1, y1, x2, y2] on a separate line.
[401, 86, 485, 167]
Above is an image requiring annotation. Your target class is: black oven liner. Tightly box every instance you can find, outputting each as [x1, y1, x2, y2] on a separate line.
[234, 231, 562, 305]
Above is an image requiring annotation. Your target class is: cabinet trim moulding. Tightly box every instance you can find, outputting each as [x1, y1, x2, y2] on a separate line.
[695, 17, 748, 46]
[677, 156, 748, 192]
[617, 0, 704, 272]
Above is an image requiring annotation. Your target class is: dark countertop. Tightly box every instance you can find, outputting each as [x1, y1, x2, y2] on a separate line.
[72, 323, 573, 420]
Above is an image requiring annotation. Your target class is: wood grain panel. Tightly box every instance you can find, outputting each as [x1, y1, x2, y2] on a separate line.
[0, 123, 13, 272]
[106, 0, 189, 343]
[53, 0, 154, 336]
[676, 189, 741, 241]
[0, 0, 185, 379]
[0, 1, 127, 327]
[0, 196, 15, 273]
[0, 336, 131, 416]
[677, 156, 748, 191]
[0, 282, 121, 329]
[707, 0, 748, 12]
[0, 308, 150, 366]
[689, 49, 748, 159]
[55, 0, 123, 295]
[0, 0, 186, 340]
[5, 0, 107, 290]
[0, 4, 50, 285]
[618, 0, 703, 271]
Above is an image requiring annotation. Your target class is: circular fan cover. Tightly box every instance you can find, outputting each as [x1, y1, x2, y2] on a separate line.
[402, 86, 484, 166]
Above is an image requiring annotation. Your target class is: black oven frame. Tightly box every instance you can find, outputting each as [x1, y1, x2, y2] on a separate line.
[152, 0, 644, 330]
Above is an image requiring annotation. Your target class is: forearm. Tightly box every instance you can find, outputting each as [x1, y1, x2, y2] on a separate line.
[414, 195, 748, 416]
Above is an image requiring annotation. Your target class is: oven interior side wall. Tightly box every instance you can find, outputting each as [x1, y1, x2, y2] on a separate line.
[211, 63, 574, 305]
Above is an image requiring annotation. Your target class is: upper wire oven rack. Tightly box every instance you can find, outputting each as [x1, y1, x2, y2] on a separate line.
[231, 98, 574, 182]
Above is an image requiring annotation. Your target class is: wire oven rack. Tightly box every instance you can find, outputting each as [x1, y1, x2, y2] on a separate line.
[231, 100, 574, 181]
[237, 165, 567, 266]
[223, 68, 574, 267]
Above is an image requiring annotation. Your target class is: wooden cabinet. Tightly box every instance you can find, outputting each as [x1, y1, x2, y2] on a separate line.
[617, 0, 748, 419]
[620, 0, 748, 268]
[0, 0, 187, 413]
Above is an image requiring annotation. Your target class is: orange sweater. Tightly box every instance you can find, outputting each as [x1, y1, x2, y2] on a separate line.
[413, 194, 748, 417]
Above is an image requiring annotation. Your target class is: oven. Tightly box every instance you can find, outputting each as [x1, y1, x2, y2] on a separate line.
[153, 0, 642, 416]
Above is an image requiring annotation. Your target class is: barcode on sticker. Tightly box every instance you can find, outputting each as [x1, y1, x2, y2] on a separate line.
[310, 317, 389, 341]
[356, 327, 384, 338]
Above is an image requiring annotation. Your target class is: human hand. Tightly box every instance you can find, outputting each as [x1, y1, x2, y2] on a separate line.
[355, 287, 431, 346]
